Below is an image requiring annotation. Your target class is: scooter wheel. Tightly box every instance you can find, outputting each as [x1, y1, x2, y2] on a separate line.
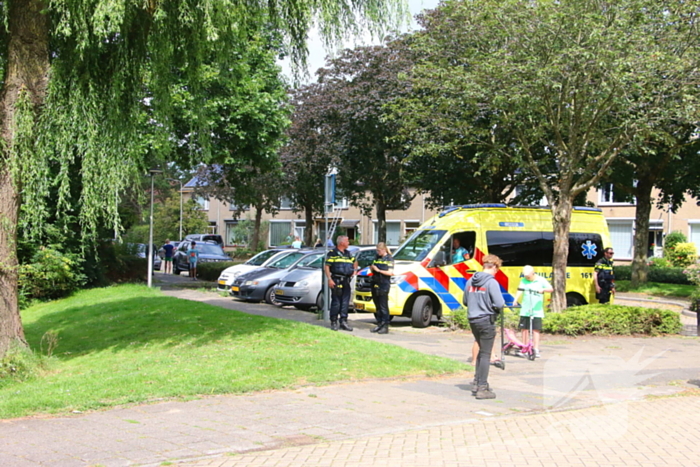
[528, 352, 536, 361]
[504, 348, 511, 356]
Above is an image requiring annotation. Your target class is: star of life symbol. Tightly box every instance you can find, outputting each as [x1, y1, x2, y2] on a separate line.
[581, 240, 597, 260]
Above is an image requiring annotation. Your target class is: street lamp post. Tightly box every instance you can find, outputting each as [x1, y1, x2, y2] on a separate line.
[147, 168, 163, 287]
[167, 178, 183, 241]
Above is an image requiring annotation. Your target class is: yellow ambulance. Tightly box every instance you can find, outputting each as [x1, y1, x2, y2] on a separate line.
[353, 204, 611, 327]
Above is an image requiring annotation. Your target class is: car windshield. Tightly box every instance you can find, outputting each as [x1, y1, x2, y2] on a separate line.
[356, 250, 377, 269]
[246, 250, 278, 266]
[303, 255, 325, 269]
[393, 230, 447, 261]
[296, 253, 324, 268]
[195, 244, 226, 256]
[268, 252, 305, 268]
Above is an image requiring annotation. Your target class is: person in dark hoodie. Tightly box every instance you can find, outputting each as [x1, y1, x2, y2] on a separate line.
[463, 254, 505, 400]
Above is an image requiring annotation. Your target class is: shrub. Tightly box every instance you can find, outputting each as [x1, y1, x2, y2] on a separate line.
[649, 257, 672, 268]
[0, 344, 46, 388]
[443, 306, 519, 330]
[663, 231, 687, 259]
[614, 265, 690, 284]
[689, 289, 700, 312]
[18, 247, 86, 308]
[543, 304, 682, 336]
[197, 261, 237, 281]
[684, 264, 700, 286]
[668, 242, 697, 268]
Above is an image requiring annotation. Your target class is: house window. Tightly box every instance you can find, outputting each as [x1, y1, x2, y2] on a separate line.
[404, 221, 421, 240]
[195, 196, 209, 211]
[599, 183, 635, 205]
[607, 220, 634, 260]
[225, 221, 244, 246]
[279, 197, 294, 210]
[208, 221, 217, 235]
[689, 221, 700, 253]
[373, 220, 401, 246]
[228, 202, 248, 212]
[270, 221, 293, 246]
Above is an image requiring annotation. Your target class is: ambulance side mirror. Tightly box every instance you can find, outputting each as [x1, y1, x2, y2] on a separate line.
[428, 250, 446, 268]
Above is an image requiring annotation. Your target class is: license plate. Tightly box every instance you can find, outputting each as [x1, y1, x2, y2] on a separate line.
[275, 289, 284, 295]
[355, 302, 364, 310]
[232, 286, 239, 292]
[218, 280, 226, 285]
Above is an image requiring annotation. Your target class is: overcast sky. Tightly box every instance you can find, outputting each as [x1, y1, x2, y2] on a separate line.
[281, 0, 441, 83]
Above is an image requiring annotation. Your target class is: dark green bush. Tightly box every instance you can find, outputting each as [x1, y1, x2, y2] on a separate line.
[18, 247, 87, 308]
[543, 304, 682, 336]
[613, 265, 690, 284]
[197, 261, 237, 281]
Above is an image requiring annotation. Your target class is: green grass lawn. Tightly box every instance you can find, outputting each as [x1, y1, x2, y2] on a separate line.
[1, 285, 466, 419]
[615, 280, 694, 298]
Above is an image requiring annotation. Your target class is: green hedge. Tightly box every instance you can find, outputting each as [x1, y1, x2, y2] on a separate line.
[543, 304, 682, 336]
[613, 265, 690, 284]
[196, 261, 237, 281]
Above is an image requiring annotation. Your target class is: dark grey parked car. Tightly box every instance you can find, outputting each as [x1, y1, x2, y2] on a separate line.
[173, 240, 230, 275]
[231, 250, 323, 305]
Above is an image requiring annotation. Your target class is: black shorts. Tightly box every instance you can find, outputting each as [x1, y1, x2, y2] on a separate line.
[518, 316, 542, 331]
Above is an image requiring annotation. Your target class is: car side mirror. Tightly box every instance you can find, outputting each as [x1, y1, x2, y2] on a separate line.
[428, 250, 446, 268]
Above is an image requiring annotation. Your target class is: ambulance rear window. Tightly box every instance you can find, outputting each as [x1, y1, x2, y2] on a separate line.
[486, 231, 603, 267]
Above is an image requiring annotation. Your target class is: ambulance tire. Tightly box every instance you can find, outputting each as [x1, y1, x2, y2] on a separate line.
[566, 293, 586, 308]
[411, 295, 433, 328]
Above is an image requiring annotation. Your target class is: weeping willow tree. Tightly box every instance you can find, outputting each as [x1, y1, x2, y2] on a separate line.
[0, 0, 406, 357]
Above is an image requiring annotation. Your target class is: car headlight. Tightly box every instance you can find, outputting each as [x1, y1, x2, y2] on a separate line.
[295, 280, 309, 288]
[390, 274, 407, 285]
[244, 280, 259, 286]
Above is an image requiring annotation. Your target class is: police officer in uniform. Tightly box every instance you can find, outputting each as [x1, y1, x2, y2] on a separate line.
[594, 247, 615, 304]
[325, 235, 358, 331]
[370, 242, 394, 334]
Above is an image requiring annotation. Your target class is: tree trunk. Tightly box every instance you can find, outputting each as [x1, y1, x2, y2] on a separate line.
[0, 0, 50, 357]
[631, 178, 653, 287]
[375, 196, 386, 243]
[250, 206, 263, 251]
[550, 197, 574, 313]
[304, 205, 314, 246]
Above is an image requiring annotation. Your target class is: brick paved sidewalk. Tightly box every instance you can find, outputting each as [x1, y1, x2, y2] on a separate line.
[183, 395, 700, 467]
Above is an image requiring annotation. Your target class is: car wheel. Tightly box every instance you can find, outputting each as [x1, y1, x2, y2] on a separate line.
[411, 295, 433, 328]
[315, 292, 324, 311]
[265, 286, 282, 306]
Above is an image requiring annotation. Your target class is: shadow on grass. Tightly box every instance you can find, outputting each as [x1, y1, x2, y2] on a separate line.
[23, 294, 305, 360]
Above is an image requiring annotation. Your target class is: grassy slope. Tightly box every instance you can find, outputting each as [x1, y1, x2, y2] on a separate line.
[1, 285, 466, 419]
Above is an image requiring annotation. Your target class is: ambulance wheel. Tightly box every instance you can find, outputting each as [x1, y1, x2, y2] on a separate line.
[411, 295, 433, 328]
[566, 293, 586, 308]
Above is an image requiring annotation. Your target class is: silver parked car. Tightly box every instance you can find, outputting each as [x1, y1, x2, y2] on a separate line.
[273, 253, 326, 310]
[231, 250, 324, 305]
[217, 249, 297, 292]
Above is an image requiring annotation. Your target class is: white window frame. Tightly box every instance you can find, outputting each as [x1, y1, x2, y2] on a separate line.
[688, 220, 700, 254]
[373, 220, 402, 246]
[195, 196, 209, 211]
[598, 183, 636, 206]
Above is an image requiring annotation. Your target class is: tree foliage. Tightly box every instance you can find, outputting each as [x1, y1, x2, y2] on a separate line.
[316, 42, 414, 242]
[400, 0, 700, 311]
[0, 0, 407, 356]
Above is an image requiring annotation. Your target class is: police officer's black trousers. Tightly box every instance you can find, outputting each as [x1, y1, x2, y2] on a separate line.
[330, 278, 351, 322]
[372, 288, 390, 324]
